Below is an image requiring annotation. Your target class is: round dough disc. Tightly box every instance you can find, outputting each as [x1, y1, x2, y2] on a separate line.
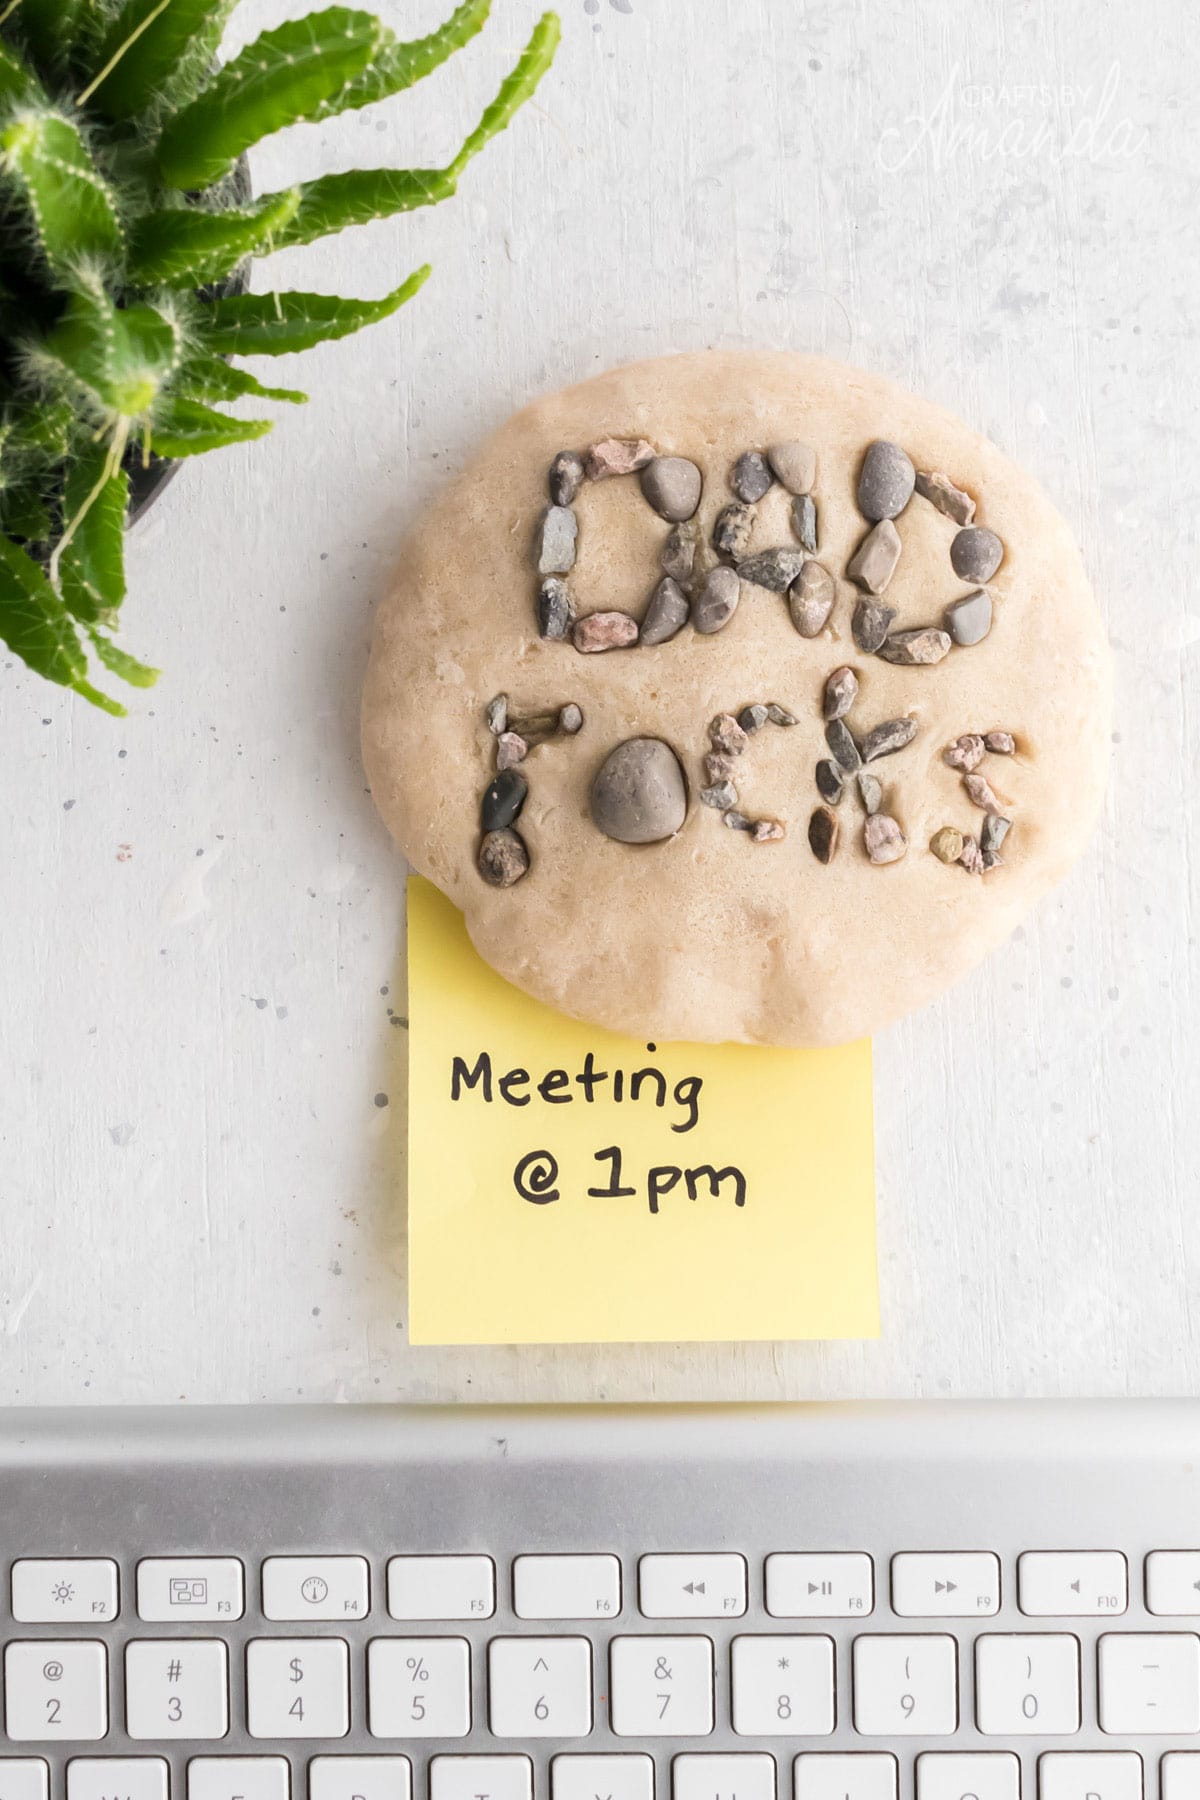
[362, 351, 1111, 1046]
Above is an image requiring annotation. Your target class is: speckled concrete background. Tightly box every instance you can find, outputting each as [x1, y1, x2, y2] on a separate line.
[1, 0, 1194, 1401]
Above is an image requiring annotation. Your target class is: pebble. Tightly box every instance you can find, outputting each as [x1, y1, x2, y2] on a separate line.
[914, 469, 975, 526]
[944, 736, 985, 773]
[847, 519, 901, 593]
[559, 702, 583, 734]
[959, 835, 985, 875]
[640, 575, 690, 646]
[984, 730, 1016, 755]
[738, 547, 807, 591]
[930, 825, 964, 864]
[816, 759, 844, 805]
[572, 610, 639, 653]
[693, 566, 741, 634]
[701, 781, 739, 809]
[822, 665, 858, 721]
[767, 441, 816, 494]
[766, 703, 798, 726]
[878, 628, 952, 666]
[496, 731, 527, 770]
[787, 559, 835, 637]
[548, 450, 584, 506]
[712, 502, 755, 559]
[864, 814, 907, 864]
[731, 451, 773, 503]
[752, 819, 786, 843]
[709, 713, 749, 756]
[964, 771, 1004, 814]
[791, 493, 818, 553]
[538, 504, 577, 575]
[590, 736, 688, 844]
[640, 455, 702, 522]
[981, 813, 1011, 868]
[486, 694, 508, 736]
[661, 519, 699, 584]
[861, 716, 918, 761]
[825, 718, 862, 773]
[950, 525, 1004, 583]
[536, 575, 574, 640]
[944, 587, 992, 647]
[857, 440, 915, 521]
[723, 810, 753, 832]
[808, 806, 839, 864]
[705, 751, 737, 782]
[857, 771, 882, 815]
[738, 703, 769, 733]
[481, 767, 528, 831]
[478, 828, 529, 887]
[585, 437, 655, 480]
[852, 598, 896, 652]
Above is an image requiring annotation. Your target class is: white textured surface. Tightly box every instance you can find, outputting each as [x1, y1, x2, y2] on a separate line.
[0, 0, 1193, 1403]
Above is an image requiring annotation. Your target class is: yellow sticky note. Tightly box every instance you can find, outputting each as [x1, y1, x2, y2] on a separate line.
[406, 877, 878, 1346]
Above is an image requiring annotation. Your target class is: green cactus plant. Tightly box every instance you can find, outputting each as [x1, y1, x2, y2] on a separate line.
[0, 0, 559, 715]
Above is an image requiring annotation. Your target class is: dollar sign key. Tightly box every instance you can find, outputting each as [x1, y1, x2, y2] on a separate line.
[289, 1657, 304, 1683]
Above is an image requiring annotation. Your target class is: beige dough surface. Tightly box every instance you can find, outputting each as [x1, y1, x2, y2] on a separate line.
[362, 351, 1111, 1046]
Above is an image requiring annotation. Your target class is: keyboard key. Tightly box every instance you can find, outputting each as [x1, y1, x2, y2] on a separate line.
[137, 1560, 244, 1622]
[246, 1639, 349, 1739]
[1040, 1756, 1141, 1800]
[0, 1762, 48, 1800]
[1098, 1632, 1200, 1733]
[975, 1635, 1080, 1735]
[387, 1558, 494, 1621]
[731, 1637, 834, 1736]
[852, 1636, 957, 1736]
[262, 1558, 368, 1622]
[553, 1756, 654, 1800]
[309, 1759, 411, 1800]
[367, 1638, 471, 1738]
[794, 1757, 896, 1800]
[488, 1637, 592, 1738]
[68, 1761, 167, 1800]
[430, 1760, 530, 1800]
[610, 1637, 714, 1737]
[674, 1756, 774, 1800]
[917, 1754, 1019, 1800]
[12, 1560, 119, 1624]
[1146, 1553, 1200, 1616]
[891, 1554, 1000, 1617]
[126, 1640, 229, 1740]
[5, 1642, 108, 1741]
[1162, 1756, 1200, 1800]
[766, 1554, 873, 1619]
[640, 1556, 746, 1619]
[1018, 1553, 1127, 1617]
[514, 1555, 621, 1620]
[188, 1759, 289, 1800]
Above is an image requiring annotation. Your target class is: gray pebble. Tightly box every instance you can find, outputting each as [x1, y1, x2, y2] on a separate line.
[914, 469, 976, 526]
[861, 716, 918, 761]
[944, 587, 993, 647]
[738, 547, 807, 592]
[852, 598, 896, 653]
[640, 455, 702, 522]
[589, 737, 688, 844]
[791, 493, 818, 553]
[486, 693, 508, 736]
[984, 730, 1016, 755]
[701, 781, 739, 809]
[731, 451, 773, 503]
[709, 713, 749, 756]
[847, 518, 902, 593]
[958, 835, 985, 875]
[585, 437, 655, 480]
[822, 665, 858, 721]
[559, 702, 583, 734]
[825, 718, 862, 773]
[738, 703, 769, 734]
[641, 576, 690, 646]
[538, 504, 578, 575]
[857, 771, 882, 815]
[481, 767, 528, 831]
[864, 813, 907, 865]
[766, 703, 798, 726]
[878, 628, 952, 666]
[964, 771, 1004, 814]
[712, 502, 755, 559]
[536, 575, 574, 640]
[816, 759, 844, 805]
[950, 525, 1004, 583]
[943, 735, 986, 772]
[981, 813, 1011, 868]
[705, 751, 737, 782]
[572, 611, 639, 653]
[767, 441, 816, 494]
[723, 810, 753, 833]
[787, 559, 835, 637]
[808, 806, 839, 864]
[548, 450, 583, 506]
[478, 828, 529, 887]
[661, 519, 699, 584]
[752, 819, 786, 843]
[857, 440, 915, 521]
[693, 565, 741, 634]
[496, 732, 527, 770]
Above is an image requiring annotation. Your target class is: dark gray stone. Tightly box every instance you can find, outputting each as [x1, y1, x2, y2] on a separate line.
[640, 455, 702, 522]
[738, 704, 769, 734]
[857, 439, 915, 520]
[766, 703, 797, 726]
[857, 771, 882, 815]
[731, 450, 773, 503]
[981, 813, 1012, 868]
[481, 767, 528, 831]
[712, 502, 755, 559]
[548, 450, 584, 506]
[950, 525, 1004, 583]
[861, 716, 918, 762]
[808, 806, 839, 864]
[816, 759, 844, 805]
[589, 737, 688, 844]
[852, 598, 896, 653]
[640, 576, 690, 646]
[791, 493, 818, 553]
[825, 718, 862, 773]
[701, 781, 739, 810]
[693, 566, 741, 634]
[661, 519, 699, 584]
[737, 547, 807, 592]
[877, 628, 952, 666]
[822, 665, 858, 721]
[536, 576, 574, 640]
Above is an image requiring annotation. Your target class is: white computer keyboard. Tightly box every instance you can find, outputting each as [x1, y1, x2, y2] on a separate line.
[2, 1403, 1199, 1800]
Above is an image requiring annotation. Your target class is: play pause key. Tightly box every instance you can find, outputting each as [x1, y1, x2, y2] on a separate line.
[765, 1553, 874, 1618]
